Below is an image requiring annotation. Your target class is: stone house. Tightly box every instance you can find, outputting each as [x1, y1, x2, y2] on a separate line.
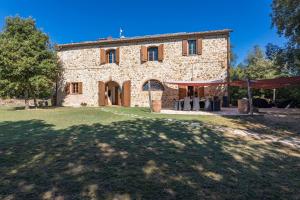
[56, 29, 231, 108]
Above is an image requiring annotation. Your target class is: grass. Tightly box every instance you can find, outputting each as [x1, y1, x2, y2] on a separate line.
[0, 106, 299, 200]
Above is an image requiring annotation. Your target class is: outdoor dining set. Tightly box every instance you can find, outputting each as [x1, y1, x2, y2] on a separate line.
[174, 96, 221, 111]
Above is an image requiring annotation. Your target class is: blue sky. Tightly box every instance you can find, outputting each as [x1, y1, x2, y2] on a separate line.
[0, 0, 285, 64]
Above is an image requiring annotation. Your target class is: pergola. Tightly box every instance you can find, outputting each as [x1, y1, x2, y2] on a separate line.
[166, 76, 300, 88]
[229, 76, 300, 89]
[165, 76, 300, 115]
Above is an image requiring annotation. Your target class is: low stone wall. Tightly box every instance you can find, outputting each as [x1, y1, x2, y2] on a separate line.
[0, 98, 50, 106]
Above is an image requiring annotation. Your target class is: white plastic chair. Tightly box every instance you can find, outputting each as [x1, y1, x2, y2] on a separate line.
[193, 97, 200, 111]
[183, 97, 191, 111]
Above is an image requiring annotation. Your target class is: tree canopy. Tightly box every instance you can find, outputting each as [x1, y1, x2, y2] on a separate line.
[271, 0, 300, 46]
[0, 16, 61, 108]
[271, 0, 300, 74]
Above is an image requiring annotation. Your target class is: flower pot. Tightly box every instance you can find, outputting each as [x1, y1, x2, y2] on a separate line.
[152, 100, 161, 113]
[238, 99, 249, 114]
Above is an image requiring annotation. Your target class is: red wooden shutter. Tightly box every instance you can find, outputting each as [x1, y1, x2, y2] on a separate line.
[78, 82, 83, 94]
[65, 82, 70, 95]
[158, 44, 164, 62]
[116, 47, 120, 64]
[182, 40, 188, 56]
[122, 80, 131, 107]
[100, 49, 106, 65]
[140, 46, 148, 63]
[197, 38, 203, 55]
[178, 86, 187, 99]
[98, 81, 106, 106]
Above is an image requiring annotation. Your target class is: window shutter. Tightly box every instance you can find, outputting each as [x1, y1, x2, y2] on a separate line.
[140, 46, 148, 63]
[197, 38, 203, 55]
[100, 49, 106, 65]
[78, 82, 83, 94]
[158, 44, 164, 62]
[178, 86, 187, 99]
[198, 86, 204, 97]
[98, 81, 106, 106]
[116, 47, 120, 64]
[182, 40, 188, 56]
[122, 80, 131, 107]
[65, 82, 70, 95]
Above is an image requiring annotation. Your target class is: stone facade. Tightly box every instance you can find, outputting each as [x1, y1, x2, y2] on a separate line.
[57, 30, 230, 108]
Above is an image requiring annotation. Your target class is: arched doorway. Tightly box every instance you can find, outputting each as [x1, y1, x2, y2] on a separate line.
[106, 81, 121, 106]
[98, 80, 131, 107]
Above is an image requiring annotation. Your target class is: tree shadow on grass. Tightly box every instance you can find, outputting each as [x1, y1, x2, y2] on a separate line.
[0, 119, 299, 199]
[222, 114, 300, 145]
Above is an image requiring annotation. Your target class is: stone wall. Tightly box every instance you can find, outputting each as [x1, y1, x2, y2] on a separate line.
[57, 34, 229, 108]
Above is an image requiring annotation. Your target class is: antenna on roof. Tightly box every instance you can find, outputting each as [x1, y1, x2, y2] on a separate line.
[119, 27, 125, 38]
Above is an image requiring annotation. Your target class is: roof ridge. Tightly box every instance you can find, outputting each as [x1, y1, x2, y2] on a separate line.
[56, 29, 232, 50]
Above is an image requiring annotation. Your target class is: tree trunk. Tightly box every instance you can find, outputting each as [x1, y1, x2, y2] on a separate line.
[24, 89, 29, 110]
[34, 97, 37, 108]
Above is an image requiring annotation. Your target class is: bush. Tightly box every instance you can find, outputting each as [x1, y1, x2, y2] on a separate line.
[253, 98, 272, 108]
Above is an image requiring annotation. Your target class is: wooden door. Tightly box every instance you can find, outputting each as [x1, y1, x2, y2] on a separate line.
[114, 86, 120, 105]
[178, 86, 187, 99]
[122, 80, 131, 107]
[98, 81, 106, 106]
[198, 86, 205, 97]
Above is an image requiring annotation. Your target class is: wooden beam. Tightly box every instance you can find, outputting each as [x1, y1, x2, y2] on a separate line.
[247, 78, 253, 116]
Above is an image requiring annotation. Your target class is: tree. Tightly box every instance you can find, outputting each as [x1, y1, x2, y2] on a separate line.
[266, 42, 299, 75]
[271, 0, 300, 74]
[0, 16, 61, 109]
[230, 63, 248, 105]
[271, 0, 300, 46]
[229, 45, 281, 105]
[229, 45, 238, 68]
[244, 45, 279, 79]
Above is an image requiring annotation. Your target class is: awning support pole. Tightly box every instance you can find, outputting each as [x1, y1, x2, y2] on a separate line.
[273, 88, 276, 102]
[247, 78, 253, 115]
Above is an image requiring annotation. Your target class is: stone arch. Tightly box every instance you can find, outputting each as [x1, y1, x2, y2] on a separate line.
[140, 77, 164, 91]
[105, 80, 121, 106]
[141, 79, 165, 91]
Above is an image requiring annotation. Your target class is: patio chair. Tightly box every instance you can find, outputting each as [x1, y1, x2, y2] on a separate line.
[173, 99, 179, 110]
[183, 97, 191, 111]
[213, 97, 221, 111]
[204, 98, 213, 111]
[193, 97, 200, 111]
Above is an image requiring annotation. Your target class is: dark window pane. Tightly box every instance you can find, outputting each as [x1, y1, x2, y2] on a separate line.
[72, 83, 79, 94]
[148, 47, 158, 61]
[108, 50, 116, 63]
[188, 40, 196, 55]
[142, 80, 164, 91]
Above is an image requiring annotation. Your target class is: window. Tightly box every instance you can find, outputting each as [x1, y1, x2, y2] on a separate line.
[142, 80, 164, 91]
[188, 40, 197, 55]
[148, 47, 158, 61]
[106, 49, 116, 63]
[71, 82, 79, 94]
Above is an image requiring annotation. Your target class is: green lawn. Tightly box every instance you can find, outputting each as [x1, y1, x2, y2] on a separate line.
[0, 106, 299, 200]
